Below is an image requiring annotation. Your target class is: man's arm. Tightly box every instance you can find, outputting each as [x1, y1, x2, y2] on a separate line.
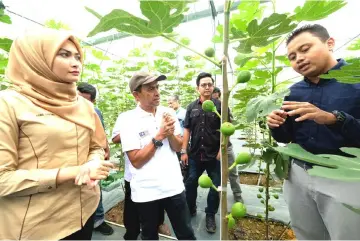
[168, 135, 182, 152]
[126, 139, 158, 169]
[181, 128, 190, 150]
[328, 112, 360, 146]
[112, 134, 121, 144]
[270, 118, 293, 144]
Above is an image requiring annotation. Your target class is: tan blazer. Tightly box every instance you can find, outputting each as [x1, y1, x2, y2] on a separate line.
[0, 90, 104, 240]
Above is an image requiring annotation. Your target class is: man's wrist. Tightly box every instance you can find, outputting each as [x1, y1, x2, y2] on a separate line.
[155, 134, 165, 141]
[180, 148, 187, 155]
[327, 111, 346, 125]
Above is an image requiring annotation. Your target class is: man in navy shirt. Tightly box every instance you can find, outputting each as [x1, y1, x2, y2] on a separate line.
[267, 24, 360, 239]
[78, 83, 114, 236]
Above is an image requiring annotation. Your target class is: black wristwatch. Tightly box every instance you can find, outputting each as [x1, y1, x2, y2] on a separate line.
[152, 138, 163, 148]
[332, 110, 346, 123]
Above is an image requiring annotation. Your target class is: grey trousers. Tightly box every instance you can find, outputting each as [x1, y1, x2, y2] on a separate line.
[284, 161, 360, 240]
[228, 145, 242, 196]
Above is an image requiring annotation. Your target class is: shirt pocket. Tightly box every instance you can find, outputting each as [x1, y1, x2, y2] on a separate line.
[206, 111, 220, 130]
[190, 109, 200, 124]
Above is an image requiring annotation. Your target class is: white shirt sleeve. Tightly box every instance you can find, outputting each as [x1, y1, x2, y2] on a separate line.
[112, 114, 122, 140]
[118, 112, 141, 152]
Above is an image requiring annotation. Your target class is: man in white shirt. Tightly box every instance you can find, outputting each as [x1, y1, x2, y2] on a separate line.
[112, 112, 171, 239]
[118, 72, 196, 240]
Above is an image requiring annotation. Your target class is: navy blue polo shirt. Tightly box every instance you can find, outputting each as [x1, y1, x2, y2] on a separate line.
[271, 59, 360, 157]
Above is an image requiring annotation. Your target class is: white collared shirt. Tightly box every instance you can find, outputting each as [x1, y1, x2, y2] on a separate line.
[112, 113, 132, 182]
[118, 105, 184, 202]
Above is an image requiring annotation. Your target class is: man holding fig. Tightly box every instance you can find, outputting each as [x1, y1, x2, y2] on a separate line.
[267, 24, 360, 239]
[118, 72, 196, 240]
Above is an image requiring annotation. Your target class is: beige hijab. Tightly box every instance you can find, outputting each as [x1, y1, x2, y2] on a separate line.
[6, 28, 106, 148]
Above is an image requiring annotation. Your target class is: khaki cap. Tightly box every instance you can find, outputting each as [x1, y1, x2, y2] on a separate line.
[129, 71, 167, 92]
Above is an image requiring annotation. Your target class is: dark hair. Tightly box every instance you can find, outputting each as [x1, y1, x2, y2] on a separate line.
[196, 72, 214, 86]
[286, 24, 330, 46]
[77, 82, 96, 101]
[213, 87, 221, 97]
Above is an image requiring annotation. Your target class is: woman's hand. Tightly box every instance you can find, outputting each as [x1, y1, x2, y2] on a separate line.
[75, 159, 114, 188]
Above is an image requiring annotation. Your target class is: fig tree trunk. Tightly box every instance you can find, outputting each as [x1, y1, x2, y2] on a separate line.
[220, 1, 232, 240]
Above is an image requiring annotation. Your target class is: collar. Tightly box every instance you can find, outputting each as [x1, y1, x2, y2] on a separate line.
[197, 97, 215, 104]
[304, 58, 346, 85]
[135, 105, 156, 117]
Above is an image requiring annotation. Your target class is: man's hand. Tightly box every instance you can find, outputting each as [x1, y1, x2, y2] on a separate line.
[281, 101, 336, 125]
[267, 110, 288, 128]
[181, 153, 188, 166]
[216, 150, 220, 161]
[156, 113, 176, 140]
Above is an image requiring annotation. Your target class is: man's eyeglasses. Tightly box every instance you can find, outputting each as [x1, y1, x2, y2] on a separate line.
[200, 83, 213, 88]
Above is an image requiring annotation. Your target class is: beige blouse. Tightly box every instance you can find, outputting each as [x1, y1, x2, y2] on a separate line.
[0, 90, 104, 240]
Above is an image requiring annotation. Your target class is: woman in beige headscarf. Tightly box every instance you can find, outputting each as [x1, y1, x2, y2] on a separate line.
[0, 28, 114, 240]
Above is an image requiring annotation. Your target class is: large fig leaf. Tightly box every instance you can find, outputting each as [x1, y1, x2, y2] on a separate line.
[275, 143, 360, 182]
[245, 88, 290, 122]
[235, 13, 297, 54]
[320, 58, 360, 84]
[292, 0, 347, 21]
[87, 1, 193, 38]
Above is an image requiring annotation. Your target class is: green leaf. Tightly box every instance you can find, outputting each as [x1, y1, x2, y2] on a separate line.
[0, 38, 12, 52]
[308, 166, 360, 182]
[320, 58, 360, 84]
[274, 153, 289, 179]
[154, 50, 176, 59]
[0, 9, 11, 24]
[236, 0, 264, 24]
[92, 49, 110, 60]
[347, 39, 360, 51]
[44, 19, 70, 30]
[235, 13, 297, 53]
[179, 37, 190, 46]
[292, 0, 347, 21]
[263, 148, 276, 164]
[343, 204, 360, 214]
[245, 88, 290, 122]
[85, 6, 103, 20]
[87, 1, 192, 38]
[274, 143, 337, 168]
[234, 53, 253, 67]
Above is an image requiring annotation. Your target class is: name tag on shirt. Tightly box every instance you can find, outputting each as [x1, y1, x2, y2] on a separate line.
[139, 130, 150, 138]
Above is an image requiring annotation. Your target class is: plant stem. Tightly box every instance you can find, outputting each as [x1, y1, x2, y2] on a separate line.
[160, 34, 221, 68]
[221, 1, 232, 240]
[214, 109, 222, 119]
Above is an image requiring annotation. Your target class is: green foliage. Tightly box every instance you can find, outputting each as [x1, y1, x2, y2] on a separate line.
[0, 38, 12, 52]
[87, 1, 194, 38]
[320, 58, 360, 84]
[275, 143, 360, 182]
[347, 39, 360, 51]
[44, 19, 70, 30]
[245, 88, 290, 122]
[291, 0, 347, 21]
[0, 9, 11, 24]
[234, 13, 297, 54]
